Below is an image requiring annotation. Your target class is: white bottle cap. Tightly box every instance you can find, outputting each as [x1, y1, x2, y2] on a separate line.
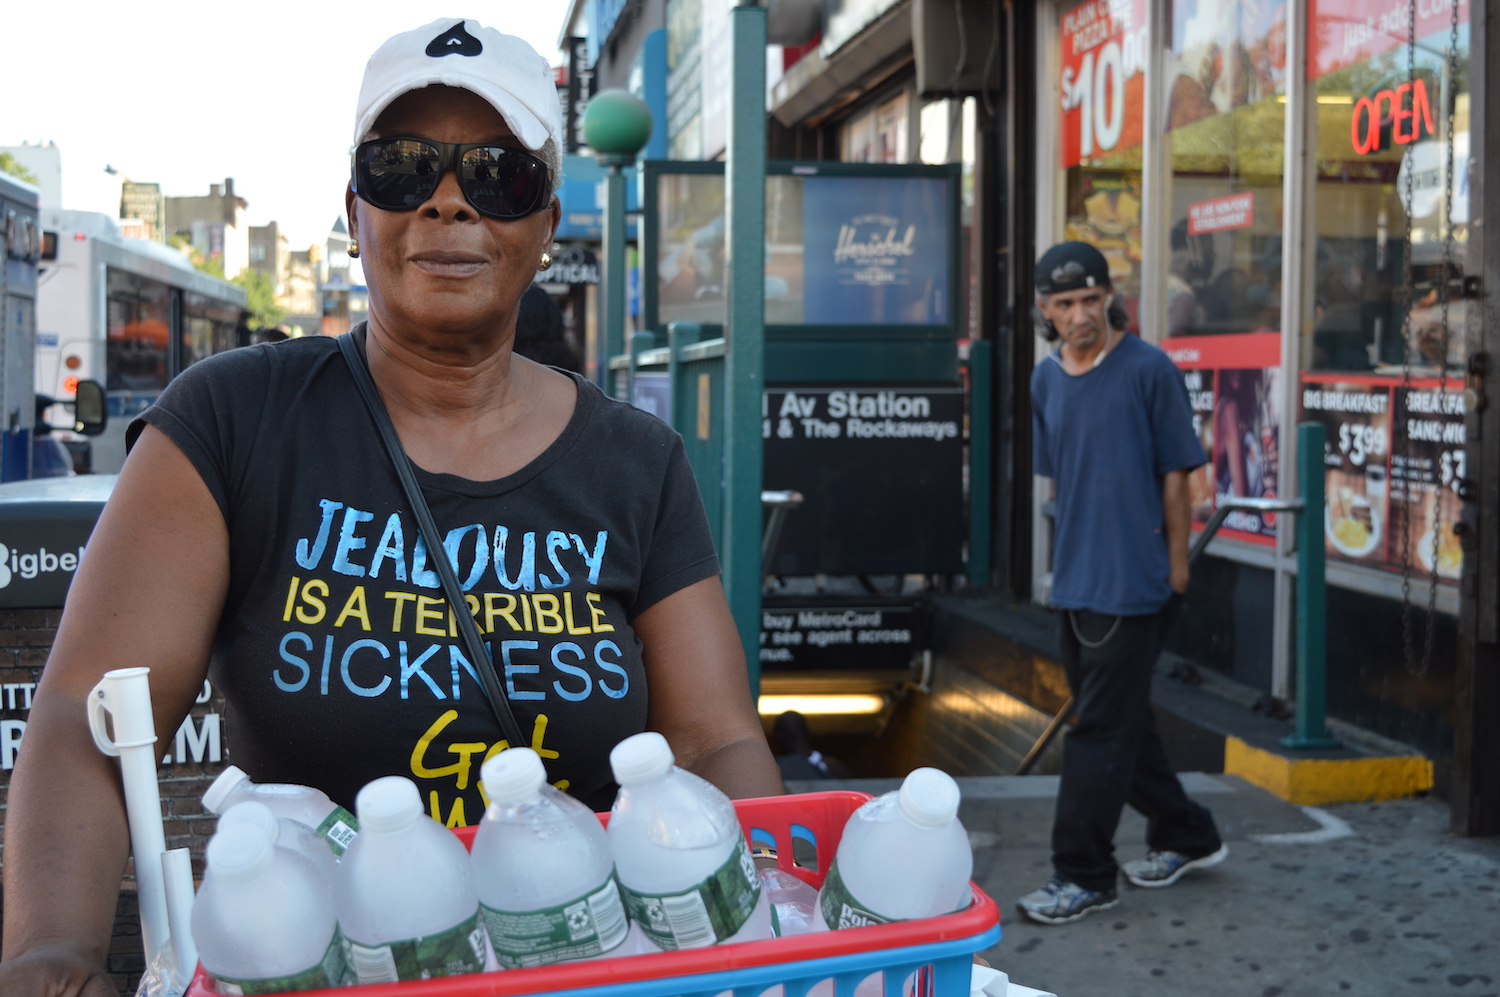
[206, 823, 275, 884]
[609, 731, 675, 786]
[898, 767, 961, 828]
[482, 748, 547, 805]
[356, 776, 425, 833]
[201, 765, 249, 815]
[218, 801, 281, 844]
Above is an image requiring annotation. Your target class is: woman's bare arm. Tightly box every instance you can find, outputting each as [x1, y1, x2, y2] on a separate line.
[635, 576, 783, 799]
[0, 426, 229, 994]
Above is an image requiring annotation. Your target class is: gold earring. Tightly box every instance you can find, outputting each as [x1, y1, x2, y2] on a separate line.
[538, 252, 553, 272]
[347, 241, 360, 259]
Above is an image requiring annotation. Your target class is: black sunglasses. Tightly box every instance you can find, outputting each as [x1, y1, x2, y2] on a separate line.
[352, 137, 552, 220]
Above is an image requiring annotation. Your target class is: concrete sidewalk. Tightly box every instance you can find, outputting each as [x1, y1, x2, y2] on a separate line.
[791, 775, 1500, 997]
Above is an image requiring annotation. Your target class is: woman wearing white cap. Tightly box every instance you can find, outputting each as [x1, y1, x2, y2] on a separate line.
[0, 19, 780, 994]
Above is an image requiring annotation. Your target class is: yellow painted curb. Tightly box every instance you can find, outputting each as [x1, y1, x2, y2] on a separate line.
[1223, 736, 1434, 806]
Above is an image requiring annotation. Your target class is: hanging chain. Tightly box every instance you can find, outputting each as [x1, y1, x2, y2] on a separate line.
[1400, 0, 1462, 677]
[1398, 0, 1419, 671]
[1420, 0, 1463, 673]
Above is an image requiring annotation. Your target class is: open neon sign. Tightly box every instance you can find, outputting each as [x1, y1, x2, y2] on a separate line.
[1350, 79, 1435, 155]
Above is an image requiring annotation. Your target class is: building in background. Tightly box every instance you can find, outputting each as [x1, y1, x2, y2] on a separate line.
[319, 217, 367, 336]
[0, 141, 126, 216]
[281, 248, 320, 335]
[1, 141, 62, 207]
[165, 178, 249, 278]
[248, 221, 290, 289]
[119, 181, 165, 243]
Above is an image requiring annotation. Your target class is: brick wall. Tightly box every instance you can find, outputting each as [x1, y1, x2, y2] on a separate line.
[0, 610, 231, 995]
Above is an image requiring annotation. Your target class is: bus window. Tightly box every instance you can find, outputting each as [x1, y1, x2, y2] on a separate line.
[106, 268, 170, 391]
[184, 291, 244, 369]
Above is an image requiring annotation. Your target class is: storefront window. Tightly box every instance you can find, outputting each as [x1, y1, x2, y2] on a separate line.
[1055, 0, 1148, 329]
[1163, 0, 1287, 339]
[1160, 0, 1289, 543]
[1300, 0, 1469, 582]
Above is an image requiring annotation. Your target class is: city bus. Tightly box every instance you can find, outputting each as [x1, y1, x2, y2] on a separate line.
[35, 209, 248, 472]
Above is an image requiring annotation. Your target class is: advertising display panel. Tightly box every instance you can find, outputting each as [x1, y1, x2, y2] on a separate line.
[1058, 0, 1148, 168]
[1165, 333, 1282, 544]
[1299, 373, 1462, 581]
[649, 164, 956, 334]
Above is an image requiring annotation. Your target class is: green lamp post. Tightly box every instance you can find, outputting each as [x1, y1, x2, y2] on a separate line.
[582, 90, 652, 397]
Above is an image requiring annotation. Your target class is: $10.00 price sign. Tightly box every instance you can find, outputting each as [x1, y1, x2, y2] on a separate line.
[1059, 0, 1148, 167]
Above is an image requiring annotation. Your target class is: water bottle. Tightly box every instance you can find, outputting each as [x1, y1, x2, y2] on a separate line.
[334, 776, 489, 983]
[814, 767, 973, 930]
[760, 867, 820, 937]
[607, 731, 773, 950]
[216, 800, 337, 882]
[203, 765, 359, 857]
[192, 823, 347, 994]
[471, 748, 637, 967]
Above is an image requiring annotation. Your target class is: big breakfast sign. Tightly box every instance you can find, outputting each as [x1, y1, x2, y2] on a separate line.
[1059, 0, 1148, 168]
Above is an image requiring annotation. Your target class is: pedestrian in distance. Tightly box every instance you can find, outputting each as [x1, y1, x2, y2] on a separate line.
[0, 17, 781, 997]
[514, 282, 582, 373]
[1017, 241, 1228, 926]
[771, 709, 852, 781]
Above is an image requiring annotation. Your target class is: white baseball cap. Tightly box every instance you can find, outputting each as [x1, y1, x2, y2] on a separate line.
[353, 18, 563, 152]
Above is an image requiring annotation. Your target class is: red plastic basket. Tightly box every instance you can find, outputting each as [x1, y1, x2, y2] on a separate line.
[187, 790, 1001, 997]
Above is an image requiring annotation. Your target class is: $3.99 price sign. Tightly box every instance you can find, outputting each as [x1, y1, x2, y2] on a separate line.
[1059, 0, 1148, 167]
[1337, 421, 1388, 467]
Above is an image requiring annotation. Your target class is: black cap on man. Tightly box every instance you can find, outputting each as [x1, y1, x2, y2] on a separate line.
[1034, 241, 1113, 296]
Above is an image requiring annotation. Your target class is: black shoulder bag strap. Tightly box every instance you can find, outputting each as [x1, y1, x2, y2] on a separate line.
[336, 329, 528, 749]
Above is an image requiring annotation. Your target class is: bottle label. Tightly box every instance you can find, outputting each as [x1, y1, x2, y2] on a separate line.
[212, 929, 348, 994]
[314, 806, 359, 856]
[481, 874, 630, 968]
[818, 861, 971, 929]
[818, 859, 893, 929]
[343, 911, 487, 983]
[620, 838, 761, 950]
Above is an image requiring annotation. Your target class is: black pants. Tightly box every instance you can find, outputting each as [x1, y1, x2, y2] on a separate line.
[1051, 600, 1222, 893]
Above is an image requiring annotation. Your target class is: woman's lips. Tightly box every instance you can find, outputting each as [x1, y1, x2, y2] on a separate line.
[410, 252, 487, 277]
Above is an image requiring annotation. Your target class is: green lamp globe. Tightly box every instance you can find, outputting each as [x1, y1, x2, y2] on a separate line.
[582, 90, 653, 158]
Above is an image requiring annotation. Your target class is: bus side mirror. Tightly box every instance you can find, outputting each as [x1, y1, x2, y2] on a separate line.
[73, 380, 107, 436]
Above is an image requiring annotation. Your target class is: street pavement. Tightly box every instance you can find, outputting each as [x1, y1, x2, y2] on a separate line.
[789, 775, 1500, 997]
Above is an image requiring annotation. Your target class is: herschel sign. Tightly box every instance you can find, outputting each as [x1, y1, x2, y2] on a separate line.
[1350, 78, 1435, 155]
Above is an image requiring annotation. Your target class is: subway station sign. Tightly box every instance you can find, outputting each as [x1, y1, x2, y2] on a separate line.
[763, 388, 964, 577]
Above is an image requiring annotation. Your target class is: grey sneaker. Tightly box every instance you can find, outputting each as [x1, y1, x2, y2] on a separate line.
[1122, 844, 1229, 888]
[1016, 876, 1119, 925]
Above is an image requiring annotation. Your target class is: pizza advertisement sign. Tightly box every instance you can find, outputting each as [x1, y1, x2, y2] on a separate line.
[1059, 0, 1149, 168]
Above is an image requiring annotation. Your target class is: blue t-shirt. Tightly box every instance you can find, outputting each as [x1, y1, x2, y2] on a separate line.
[1031, 334, 1205, 616]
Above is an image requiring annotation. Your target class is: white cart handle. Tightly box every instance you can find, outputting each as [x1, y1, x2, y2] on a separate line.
[88, 667, 159, 757]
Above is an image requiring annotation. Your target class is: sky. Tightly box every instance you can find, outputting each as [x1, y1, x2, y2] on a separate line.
[3, 2, 574, 249]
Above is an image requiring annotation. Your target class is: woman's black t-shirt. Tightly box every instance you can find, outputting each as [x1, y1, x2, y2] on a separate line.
[131, 335, 719, 819]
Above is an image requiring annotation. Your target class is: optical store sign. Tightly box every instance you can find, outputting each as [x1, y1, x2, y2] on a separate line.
[1059, 0, 1148, 168]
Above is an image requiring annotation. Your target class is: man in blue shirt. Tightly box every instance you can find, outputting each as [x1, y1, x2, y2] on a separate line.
[1018, 242, 1227, 925]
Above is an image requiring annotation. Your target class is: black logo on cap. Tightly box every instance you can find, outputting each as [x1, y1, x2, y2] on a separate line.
[426, 21, 482, 57]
